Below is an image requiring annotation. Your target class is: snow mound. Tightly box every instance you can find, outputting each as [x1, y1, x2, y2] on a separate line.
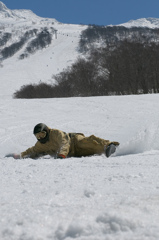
[96, 213, 137, 233]
[116, 123, 159, 156]
[54, 213, 138, 240]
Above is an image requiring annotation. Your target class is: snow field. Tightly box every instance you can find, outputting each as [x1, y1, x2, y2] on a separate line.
[1, 94, 159, 239]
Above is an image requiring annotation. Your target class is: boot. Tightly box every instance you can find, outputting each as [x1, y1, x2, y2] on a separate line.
[105, 144, 116, 158]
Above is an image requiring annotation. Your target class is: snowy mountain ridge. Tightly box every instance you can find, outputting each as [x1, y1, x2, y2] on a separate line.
[119, 17, 159, 29]
[1, 1, 159, 28]
[0, 1, 44, 21]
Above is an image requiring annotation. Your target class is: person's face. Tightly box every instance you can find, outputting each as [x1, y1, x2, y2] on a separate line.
[35, 131, 46, 140]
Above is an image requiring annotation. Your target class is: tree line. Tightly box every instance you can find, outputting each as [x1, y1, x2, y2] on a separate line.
[79, 25, 159, 52]
[14, 40, 159, 98]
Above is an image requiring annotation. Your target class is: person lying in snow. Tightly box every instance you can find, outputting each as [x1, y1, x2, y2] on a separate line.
[8, 123, 120, 159]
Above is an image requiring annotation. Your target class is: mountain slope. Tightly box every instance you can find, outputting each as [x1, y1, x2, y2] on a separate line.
[0, 1, 86, 98]
[1, 1, 159, 98]
[0, 23, 86, 99]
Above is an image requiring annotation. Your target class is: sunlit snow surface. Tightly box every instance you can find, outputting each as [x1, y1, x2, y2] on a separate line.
[1, 95, 159, 240]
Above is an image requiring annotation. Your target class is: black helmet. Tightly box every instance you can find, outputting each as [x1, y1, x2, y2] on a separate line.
[33, 123, 48, 134]
[33, 123, 50, 143]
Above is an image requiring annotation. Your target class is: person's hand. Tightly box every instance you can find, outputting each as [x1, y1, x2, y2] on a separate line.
[13, 154, 21, 159]
[57, 154, 66, 159]
[5, 153, 21, 159]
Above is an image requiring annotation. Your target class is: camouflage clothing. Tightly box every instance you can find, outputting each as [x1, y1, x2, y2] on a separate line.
[21, 128, 119, 159]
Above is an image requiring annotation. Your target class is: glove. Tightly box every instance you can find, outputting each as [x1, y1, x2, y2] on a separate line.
[13, 154, 21, 159]
[5, 153, 21, 159]
[57, 154, 66, 159]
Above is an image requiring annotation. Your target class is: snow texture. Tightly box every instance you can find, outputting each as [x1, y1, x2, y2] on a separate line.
[1, 95, 159, 240]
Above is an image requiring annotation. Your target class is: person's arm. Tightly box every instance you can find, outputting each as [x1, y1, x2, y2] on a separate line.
[21, 142, 45, 159]
[5, 153, 21, 159]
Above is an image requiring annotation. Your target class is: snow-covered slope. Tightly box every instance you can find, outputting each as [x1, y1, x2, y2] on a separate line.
[0, 22, 85, 99]
[1, 94, 159, 240]
[0, 1, 86, 99]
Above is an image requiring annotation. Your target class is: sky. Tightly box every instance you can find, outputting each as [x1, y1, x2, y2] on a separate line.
[1, 0, 159, 26]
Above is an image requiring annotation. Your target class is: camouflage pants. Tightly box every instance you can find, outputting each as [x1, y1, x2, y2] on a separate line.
[68, 133, 119, 157]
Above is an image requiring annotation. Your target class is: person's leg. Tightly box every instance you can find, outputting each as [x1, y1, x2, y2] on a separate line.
[74, 134, 119, 157]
